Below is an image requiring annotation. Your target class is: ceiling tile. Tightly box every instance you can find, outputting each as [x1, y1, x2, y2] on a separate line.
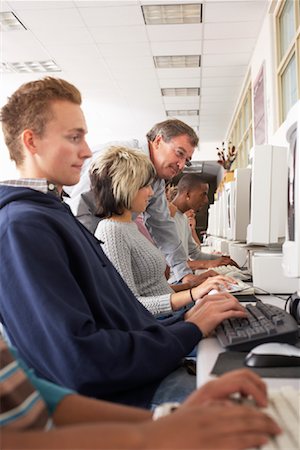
[204, 21, 261, 39]
[200, 85, 239, 96]
[201, 65, 247, 77]
[201, 76, 243, 87]
[90, 25, 148, 43]
[1, 30, 52, 61]
[150, 40, 202, 55]
[117, 79, 160, 92]
[146, 23, 202, 42]
[204, 1, 268, 23]
[75, 1, 138, 6]
[32, 27, 93, 46]
[156, 68, 201, 78]
[202, 52, 251, 66]
[203, 38, 256, 54]
[8, 1, 73, 10]
[111, 68, 158, 80]
[104, 56, 154, 70]
[163, 98, 200, 108]
[78, 5, 144, 26]
[12, 7, 84, 29]
[159, 77, 201, 88]
[96, 42, 151, 57]
[0, 1, 12, 13]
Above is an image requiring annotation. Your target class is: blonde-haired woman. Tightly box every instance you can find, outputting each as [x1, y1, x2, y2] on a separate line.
[91, 146, 235, 316]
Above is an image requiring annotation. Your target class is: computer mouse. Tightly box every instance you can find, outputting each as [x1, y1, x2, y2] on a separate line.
[208, 284, 240, 295]
[245, 342, 300, 368]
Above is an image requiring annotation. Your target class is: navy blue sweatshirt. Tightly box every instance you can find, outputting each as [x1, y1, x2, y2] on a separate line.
[0, 186, 202, 407]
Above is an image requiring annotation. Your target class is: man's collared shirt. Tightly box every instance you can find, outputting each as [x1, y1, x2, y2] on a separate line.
[0, 178, 60, 197]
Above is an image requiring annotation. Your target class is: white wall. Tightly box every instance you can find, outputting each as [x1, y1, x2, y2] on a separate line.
[250, 10, 277, 143]
[0, 134, 18, 181]
[197, 141, 219, 161]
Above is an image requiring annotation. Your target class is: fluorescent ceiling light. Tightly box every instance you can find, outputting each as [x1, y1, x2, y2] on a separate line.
[162, 88, 200, 96]
[142, 3, 202, 25]
[166, 110, 199, 116]
[0, 11, 26, 31]
[0, 60, 61, 73]
[154, 55, 200, 68]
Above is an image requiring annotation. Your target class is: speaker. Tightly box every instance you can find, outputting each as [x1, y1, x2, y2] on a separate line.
[289, 292, 300, 324]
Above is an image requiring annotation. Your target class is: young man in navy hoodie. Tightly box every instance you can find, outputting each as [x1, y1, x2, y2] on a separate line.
[0, 77, 247, 408]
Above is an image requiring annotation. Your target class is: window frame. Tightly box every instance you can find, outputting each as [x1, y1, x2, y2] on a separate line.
[275, 0, 300, 124]
[227, 80, 252, 169]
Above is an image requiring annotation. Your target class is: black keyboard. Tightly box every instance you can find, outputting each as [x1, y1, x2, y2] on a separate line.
[215, 300, 299, 351]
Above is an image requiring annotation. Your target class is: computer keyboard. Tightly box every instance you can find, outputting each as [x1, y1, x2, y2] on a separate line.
[242, 386, 300, 450]
[215, 300, 299, 351]
[213, 265, 252, 281]
[226, 279, 253, 294]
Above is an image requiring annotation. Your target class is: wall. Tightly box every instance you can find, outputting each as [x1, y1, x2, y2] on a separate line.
[250, 8, 277, 144]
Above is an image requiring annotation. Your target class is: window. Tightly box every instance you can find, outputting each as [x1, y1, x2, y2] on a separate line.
[227, 81, 252, 169]
[276, 0, 300, 123]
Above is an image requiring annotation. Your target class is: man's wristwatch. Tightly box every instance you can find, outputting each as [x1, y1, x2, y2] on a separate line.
[152, 402, 180, 420]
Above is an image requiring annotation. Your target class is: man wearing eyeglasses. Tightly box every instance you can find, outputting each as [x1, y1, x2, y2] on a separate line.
[66, 119, 212, 285]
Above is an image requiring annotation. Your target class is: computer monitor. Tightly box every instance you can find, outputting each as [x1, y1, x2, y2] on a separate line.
[218, 189, 225, 238]
[282, 100, 300, 280]
[207, 203, 217, 236]
[230, 168, 251, 242]
[224, 181, 233, 240]
[246, 144, 288, 246]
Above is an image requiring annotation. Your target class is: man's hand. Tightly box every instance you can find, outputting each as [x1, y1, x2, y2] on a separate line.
[182, 369, 268, 408]
[182, 270, 218, 287]
[213, 256, 239, 268]
[143, 400, 281, 450]
[185, 292, 246, 336]
[184, 209, 196, 230]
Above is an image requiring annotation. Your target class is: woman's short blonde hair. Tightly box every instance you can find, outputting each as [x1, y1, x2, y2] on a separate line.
[89, 146, 156, 217]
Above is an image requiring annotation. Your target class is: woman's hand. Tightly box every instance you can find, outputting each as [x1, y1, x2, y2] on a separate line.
[191, 275, 237, 300]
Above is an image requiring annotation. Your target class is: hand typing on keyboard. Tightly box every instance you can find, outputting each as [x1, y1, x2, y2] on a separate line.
[215, 300, 299, 351]
[179, 368, 281, 449]
[185, 291, 247, 337]
[190, 275, 238, 301]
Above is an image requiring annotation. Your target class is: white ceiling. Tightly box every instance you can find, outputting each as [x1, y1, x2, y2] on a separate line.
[0, 0, 269, 161]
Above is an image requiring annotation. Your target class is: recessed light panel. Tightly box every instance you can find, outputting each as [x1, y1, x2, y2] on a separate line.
[154, 55, 200, 68]
[142, 4, 202, 25]
[162, 88, 200, 96]
[0, 60, 61, 73]
[0, 11, 26, 31]
[166, 110, 199, 116]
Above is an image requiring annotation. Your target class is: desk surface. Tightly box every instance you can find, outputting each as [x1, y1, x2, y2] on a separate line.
[196, 295, 300, 390]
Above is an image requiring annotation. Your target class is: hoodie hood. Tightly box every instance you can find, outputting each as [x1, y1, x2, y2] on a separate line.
[0, 185, 62, 210]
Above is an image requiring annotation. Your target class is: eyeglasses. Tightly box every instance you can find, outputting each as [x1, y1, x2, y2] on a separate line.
[171, 144, 192, 167]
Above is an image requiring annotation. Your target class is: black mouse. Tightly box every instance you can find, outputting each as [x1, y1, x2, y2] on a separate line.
[245, 342, 300, 368]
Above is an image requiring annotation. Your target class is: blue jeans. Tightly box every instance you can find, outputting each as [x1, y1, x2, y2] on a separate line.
[150, 366, 196, 409]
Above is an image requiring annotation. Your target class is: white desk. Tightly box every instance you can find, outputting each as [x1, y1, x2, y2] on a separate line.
[196, 295, 300, 390]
